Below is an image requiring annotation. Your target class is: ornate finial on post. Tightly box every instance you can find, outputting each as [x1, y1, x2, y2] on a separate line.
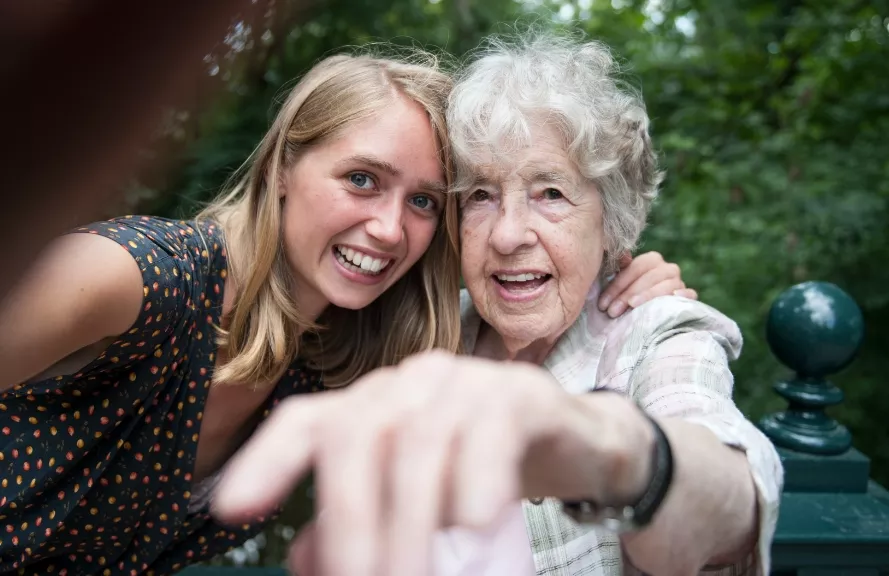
[762, 283, 889, 573]
[759, 281, 865, 455]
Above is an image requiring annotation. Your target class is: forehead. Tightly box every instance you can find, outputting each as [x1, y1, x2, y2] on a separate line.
[460, 124, 580, 185]
[324, 98, 446, 182]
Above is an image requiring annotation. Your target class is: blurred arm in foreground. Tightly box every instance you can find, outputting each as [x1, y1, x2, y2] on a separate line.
[0, 0, 266, 300]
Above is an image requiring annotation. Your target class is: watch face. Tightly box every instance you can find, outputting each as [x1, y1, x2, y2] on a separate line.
[600, 516, 635, 534]
[563, 502, 638, 533]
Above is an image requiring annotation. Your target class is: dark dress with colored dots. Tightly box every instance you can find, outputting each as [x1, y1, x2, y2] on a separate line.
[0, 216, 323, 575]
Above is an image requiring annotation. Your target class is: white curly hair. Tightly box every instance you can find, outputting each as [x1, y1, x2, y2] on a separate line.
[447, 31, 663, 275]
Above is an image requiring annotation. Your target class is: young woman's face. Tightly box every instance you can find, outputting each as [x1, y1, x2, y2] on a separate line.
[280, 96, 446, 318]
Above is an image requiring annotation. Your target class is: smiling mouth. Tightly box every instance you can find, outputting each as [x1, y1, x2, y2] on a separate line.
[334, 245, 393, 276]
[493, 272, 552, 292]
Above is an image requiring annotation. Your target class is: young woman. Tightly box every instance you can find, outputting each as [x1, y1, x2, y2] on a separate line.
[0, 50, 691, 575]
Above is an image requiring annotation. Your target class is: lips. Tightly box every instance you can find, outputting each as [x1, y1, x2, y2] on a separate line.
[493, 272, 552, 292]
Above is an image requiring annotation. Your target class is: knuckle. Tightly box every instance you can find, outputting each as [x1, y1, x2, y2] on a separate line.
[353, 366, 393, 390]
[416, 349, 458, 376]
[666, 262, 681, 277]
[425, 348, 456, 364]
[397, 412, 443, 452]
[273, 395, 306, 423]
[401, 348, 449, 368]
[278, 394, 301, 411]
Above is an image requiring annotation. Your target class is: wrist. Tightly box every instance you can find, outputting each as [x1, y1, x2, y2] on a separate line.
[572, 392, 655, 504]
[561, 394, 673, 532]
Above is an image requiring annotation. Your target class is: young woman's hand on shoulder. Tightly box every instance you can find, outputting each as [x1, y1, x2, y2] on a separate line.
[0, 233, 144, 391]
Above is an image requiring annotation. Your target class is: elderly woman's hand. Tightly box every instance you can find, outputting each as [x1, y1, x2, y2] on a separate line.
[212, 351, 654, 576]
[598, 251, 698, 318]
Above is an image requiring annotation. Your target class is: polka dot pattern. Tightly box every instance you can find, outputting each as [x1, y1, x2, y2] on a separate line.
[1, 216, 322, 575]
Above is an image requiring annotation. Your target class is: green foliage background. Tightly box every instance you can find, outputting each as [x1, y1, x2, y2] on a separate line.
[122, 0, 889, 565]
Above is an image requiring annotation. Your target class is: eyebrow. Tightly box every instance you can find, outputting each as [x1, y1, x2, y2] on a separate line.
[342, 154, 447, 196]
[464, 168, 574, 189]
[469, 174, 493, 188]
[524, 170, 573, 187]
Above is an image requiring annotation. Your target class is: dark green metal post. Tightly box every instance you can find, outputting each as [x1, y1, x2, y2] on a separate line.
[761, 282, 889, 575]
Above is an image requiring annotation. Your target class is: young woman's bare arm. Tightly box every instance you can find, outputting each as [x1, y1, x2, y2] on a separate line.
[0, 233, 144, 391]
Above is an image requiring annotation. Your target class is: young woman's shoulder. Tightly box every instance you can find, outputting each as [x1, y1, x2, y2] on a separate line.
[79, 215, 225, 266]
[75, 214, 228, 310]
[0, 215, 227, 391]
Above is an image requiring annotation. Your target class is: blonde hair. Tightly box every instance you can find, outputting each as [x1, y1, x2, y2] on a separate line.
[198, 50, 462, 388]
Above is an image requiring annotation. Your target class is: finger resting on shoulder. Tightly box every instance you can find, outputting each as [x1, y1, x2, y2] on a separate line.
[599, 252, 666, 310]
[623, 266, 683, 309]
[674, 287, 699, 301]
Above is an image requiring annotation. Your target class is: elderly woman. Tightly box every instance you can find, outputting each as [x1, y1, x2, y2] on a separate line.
[213, 33, 783, 576]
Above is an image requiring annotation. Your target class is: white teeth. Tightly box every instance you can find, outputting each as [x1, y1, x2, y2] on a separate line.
[496, 273, 547, 282]
[335, 246, 391, 276]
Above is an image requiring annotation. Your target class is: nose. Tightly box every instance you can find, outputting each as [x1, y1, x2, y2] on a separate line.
[489, 196, 537, 255]
[365, 197, 405, 247]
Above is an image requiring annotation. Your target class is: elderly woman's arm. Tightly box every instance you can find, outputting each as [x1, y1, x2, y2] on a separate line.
[618, 411, 767, 574]
[587, 305, 783, 575]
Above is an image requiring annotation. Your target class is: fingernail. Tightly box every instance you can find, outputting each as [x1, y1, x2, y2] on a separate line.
[628, 295, 644, 308]
[598, 294, 612, 310]
[607, 300, 627, 317]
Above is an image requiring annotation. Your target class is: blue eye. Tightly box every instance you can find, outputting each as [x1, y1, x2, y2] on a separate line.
[410, 195, 437, 211]
[349, 173, 374, 189]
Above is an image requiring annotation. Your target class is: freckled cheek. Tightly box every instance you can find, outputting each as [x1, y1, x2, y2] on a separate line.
[458, 225, 489, 286]
[403, 218, 439, 264]
[459, 208, 493, 239]
[280, 207, 309, 255]
[459, 213, 489, 247]
[555, 238, 603, 305]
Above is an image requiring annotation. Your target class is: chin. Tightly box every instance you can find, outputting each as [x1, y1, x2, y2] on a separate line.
[327, 292, 384, 311]
[490, 315, 557, 343]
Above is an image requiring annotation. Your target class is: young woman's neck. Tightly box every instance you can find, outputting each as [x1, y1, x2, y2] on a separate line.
[295, 291, 329, 327]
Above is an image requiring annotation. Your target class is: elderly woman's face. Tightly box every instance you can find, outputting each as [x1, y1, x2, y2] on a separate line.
[460, 125, 604, 346]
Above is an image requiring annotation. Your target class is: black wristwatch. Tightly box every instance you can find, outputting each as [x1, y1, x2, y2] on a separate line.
[561, 412, 673, 533]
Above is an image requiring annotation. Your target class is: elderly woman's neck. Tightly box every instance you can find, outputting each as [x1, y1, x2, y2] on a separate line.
[474, 322, 558, 366]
